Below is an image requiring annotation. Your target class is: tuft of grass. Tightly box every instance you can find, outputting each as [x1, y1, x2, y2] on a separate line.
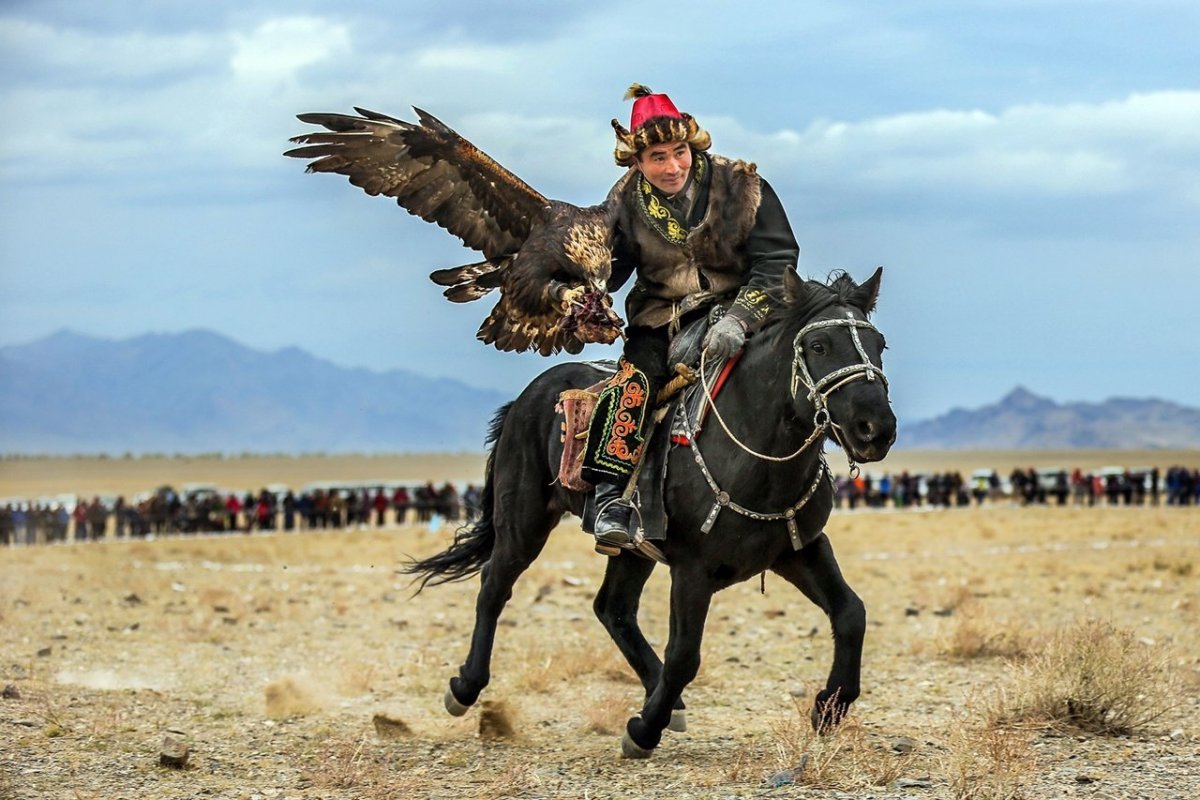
[943, 720, 1033, 800]
[517, 644, 625, 693]
[1152, 554, 1193, 577]
[939, 608, 1031, 661]
[301, 734, 409, 800]
[762, 697, 912, 790]
[483, 761, 541, 799]
[580, 688, 631, 735]
[985, 618, 1178, 735]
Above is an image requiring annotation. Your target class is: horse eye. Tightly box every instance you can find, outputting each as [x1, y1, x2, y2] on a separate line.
[810, 342, 826, 355]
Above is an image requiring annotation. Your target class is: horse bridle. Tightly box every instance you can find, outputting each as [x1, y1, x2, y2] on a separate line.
[689, 311, 888, 548]
[790, 312, 889, 459]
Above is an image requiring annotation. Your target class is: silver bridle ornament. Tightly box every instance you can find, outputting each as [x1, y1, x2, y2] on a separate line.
[791, 312, 888, 416]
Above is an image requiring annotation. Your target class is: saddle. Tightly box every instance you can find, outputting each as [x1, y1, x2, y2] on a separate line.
[555, 312, 739, 544]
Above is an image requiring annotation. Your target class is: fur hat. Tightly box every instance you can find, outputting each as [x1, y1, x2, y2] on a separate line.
[612, 84, 711, 167]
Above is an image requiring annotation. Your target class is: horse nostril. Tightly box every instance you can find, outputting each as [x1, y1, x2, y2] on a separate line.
[856, 419, 876, 442]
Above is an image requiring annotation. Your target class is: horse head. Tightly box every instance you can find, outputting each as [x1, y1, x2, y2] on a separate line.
[772, 267, 896, 464]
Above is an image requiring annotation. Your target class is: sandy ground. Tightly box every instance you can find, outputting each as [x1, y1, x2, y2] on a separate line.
[1, 490, 1197, 798]
[2, 450, 1196, 502]
[0, 454, 489, 502]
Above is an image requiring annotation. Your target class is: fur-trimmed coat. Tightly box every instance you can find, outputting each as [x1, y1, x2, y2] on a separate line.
[607, 152, 799, 330]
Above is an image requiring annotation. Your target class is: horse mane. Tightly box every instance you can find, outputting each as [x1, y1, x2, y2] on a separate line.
[763, 270, 863, 334]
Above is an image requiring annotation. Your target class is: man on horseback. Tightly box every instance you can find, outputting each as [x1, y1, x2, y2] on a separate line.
[584, 84, 802, 550]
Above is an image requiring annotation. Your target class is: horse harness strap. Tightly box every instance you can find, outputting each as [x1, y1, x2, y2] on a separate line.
[691, 440, 832, 549]
[687, 311, 886, 549]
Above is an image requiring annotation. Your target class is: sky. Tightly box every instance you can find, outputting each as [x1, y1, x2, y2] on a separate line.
[1, 0, 1198, 423]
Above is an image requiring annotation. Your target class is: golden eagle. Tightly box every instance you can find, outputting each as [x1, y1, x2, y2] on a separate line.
[285, 107, 623, 355]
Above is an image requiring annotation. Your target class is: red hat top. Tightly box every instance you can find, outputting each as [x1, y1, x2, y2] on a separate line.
[629, 90, 683, 132]
[611, 83, 711, 167]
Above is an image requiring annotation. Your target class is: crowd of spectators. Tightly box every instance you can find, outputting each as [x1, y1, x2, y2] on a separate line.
[829, 465, 1199, 510]
[3, 464, 1196, 546]
[0, 481, 483, 546]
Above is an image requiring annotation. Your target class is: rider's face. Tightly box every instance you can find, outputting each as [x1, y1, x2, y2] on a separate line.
[636, 141, 692, 195]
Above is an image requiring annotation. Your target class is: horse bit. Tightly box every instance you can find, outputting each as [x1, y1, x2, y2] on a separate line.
[690, 313, 889, 549]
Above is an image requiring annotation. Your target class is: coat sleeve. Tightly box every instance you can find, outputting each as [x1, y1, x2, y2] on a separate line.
[607, 229, 638, 293]
[602, 170, 640, 295]
[727, 178, 799, 329]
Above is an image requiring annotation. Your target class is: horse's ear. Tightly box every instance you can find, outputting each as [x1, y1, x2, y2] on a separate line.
[780, 267, 808, 307]
[848, 266, 883, 315]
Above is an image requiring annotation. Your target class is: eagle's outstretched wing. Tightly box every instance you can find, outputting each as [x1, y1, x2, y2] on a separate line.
[285, 107, 547, 260]
[286, 107, 624, 355]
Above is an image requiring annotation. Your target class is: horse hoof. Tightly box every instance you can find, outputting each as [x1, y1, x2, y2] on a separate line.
[444, 687, 471, 717]
[667, 710, 687, 733]
[621, 731, 653, 759]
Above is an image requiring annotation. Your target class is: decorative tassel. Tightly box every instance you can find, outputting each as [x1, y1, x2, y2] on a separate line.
[624, 83, 653, 100]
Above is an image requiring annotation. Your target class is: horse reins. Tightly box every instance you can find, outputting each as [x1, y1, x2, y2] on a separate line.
[689, 312, 888, 548]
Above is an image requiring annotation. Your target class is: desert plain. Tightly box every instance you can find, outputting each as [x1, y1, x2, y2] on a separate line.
[1, 451, 1198, 799]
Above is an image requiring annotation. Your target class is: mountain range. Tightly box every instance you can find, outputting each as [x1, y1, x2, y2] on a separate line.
[901, 387, 1200, 449]
[2, 331, 1198, 454]
[0, 330, 509, 454]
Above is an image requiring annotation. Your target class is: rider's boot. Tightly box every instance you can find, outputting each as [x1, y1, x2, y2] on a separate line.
[593, 481, 633, 554]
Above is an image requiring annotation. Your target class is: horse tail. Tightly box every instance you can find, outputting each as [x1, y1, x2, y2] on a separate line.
[402, 402, 512, 593]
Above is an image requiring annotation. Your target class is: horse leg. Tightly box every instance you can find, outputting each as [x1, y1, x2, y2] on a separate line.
[593, 553, 687, 732]
[622, 568, 712, 757]
[771, 532, 865, 730]
[446, 502, 556, 715]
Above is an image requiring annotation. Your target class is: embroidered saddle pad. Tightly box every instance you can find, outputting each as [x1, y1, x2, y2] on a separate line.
[555, 312, 736, 541]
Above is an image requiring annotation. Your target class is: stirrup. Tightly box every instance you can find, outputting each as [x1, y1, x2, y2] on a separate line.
[594, 534, 633, 557]
[593, 496, 640, 556]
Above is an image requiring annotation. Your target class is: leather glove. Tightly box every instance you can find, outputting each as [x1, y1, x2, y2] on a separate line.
[702, 314, 747, 362]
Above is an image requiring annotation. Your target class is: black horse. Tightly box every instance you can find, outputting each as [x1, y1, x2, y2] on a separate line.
[405, 268, 896, 758]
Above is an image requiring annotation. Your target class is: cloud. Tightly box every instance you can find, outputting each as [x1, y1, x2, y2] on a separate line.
[230, 16, 352, 85]
[0, 17, 220, 83]
[702, 90, 1200, 240]
[0, 14, 361, 185]
[773, 91, 1197, 193]
[412, 43, 522, 73]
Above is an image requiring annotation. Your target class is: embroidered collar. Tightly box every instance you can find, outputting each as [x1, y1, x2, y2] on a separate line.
[636, 153, 708, 246]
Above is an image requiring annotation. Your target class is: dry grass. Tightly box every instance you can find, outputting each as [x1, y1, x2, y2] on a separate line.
[3, 476, 1197, 799]
[943, 719, 1034, 800]
[517, 643, 624, 693]
[984, 619, 1179, 735]
[581, 688, 633, 735]
[302, 733, 411, 800]
[939, 606, 1032, 661]
[1151, 552, 1194, 577]
[483, 761, 542, 798]
[761, 698, 913, 790]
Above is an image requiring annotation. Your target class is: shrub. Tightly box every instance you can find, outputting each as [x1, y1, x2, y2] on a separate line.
[986, 619, 1176, 735]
